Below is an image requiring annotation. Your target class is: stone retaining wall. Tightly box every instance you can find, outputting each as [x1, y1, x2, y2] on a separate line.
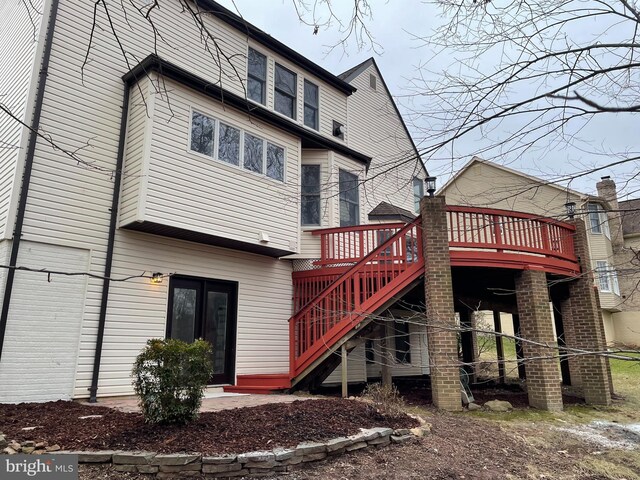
[7, 427, 418, 478]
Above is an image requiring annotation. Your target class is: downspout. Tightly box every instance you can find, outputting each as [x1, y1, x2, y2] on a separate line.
[88, 83, 130, 402]
[0, 0, 60, 361]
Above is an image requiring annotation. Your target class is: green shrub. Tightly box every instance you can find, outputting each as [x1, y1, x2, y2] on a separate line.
[132, 338, 213, 424]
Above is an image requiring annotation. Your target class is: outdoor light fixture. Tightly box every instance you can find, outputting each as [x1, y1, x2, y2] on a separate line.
[150, 272, 163, 284]
[426, 176, 437, 197]
[565, 202, 576, 219]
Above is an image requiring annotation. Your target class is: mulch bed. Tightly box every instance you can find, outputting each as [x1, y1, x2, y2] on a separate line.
[0, 399, 418, 455]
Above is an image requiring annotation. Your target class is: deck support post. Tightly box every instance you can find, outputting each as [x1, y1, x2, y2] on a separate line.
[515, 270, 563, 411]
[341, 344, 348, 398]
[421, 195, 461, 411]
[564, 219, 612, 405]
[380, 321, 393, 388]
[459, 307, 477, 383]
[493, 311, 506, 384]
[512, 314, 526, 380]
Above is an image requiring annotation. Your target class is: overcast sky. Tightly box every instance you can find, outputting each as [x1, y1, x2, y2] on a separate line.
[216, 0, 638, 199]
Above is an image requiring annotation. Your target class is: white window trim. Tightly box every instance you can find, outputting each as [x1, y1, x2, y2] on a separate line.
[187, 107, 287, 184]
[274, 62, 297, 120]
[303, 79, 320, 131]
[588, 203, 610, 239]
[246, 46, 268, 106]
[595, 260, 620, 295]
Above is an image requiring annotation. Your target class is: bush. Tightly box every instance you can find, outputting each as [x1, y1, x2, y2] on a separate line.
[361, 382, 407, 418]
[132, 338, 213, 424]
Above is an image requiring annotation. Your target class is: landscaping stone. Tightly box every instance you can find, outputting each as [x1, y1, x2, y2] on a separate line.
[345, 441, 368, 451]
[114, 465, 138, 473]
[202, 463, 243, 474]
[484, 400, 513, 412]
[159, 463, 202, 472]
[46, 444, 61, 452]
[35, 442, 47, 449]
[393, 428, 411, 436]
[202, 455, 237, 464]
[78, 415, 103, 420]
[295, 441, 326, 456]
[137, 465, 159, 474]
[113, 451, 156, 465]
[21, 447, 35, 454]
[410, 427, 425, 437]
[391, 434, 413, 444]
[243, 460, 277, 469]
[77, 451, 115, 463]
[21, 426, 40, 431]
[33, 449, 46, 455]
[302, 452, 327, 462]
[368, 436, 391, 446]
[237, 451, 274, 464]
[152, 454, 201, 466]
[280, 455, 303, 466]
[358, 428, 382, 441]
[467, 402, 482, 411]
[22, 441, 36, 448]
[0, 435, 7, 449]
[8, 441, 21, 451]
[272, 448, 295, 461]
[326, 437, 352, 453]
[3, 447, 18, 455]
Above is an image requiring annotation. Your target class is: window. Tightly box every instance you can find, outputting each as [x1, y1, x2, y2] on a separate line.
[596, 261, 620, 295]
[274, 63, 297, 119]
[394, 321, 411, 364]
[365, 339, 375, 364]
[588, 203, 610, 238]
[266, 143, 285, 181]
[369, 73, 377, 90]
[339, 169, 359, 227]
[243, 132, 263, 173]
[413, 177, 424, 213]
[218, 123, 240, 166]
[301, 165, 321, 225]
[190, 111, 215, 157]
[304, 80, 319, 130]
[247, 48, 267, 104]
[189, 110, 285, 183]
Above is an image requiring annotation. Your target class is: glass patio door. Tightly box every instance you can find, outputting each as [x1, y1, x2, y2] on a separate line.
[167, 277, 237, 385]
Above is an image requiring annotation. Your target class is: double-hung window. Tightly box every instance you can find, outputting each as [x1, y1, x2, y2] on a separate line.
[304, 80, 319, 130]
[413, 177, 424, 213]
[189, 110, 285, 182]
[247, 48, 267, 104]
[274, 63, 297, 119]
[595, 261, 620, 295]
[339, 169, 359, 227]
[301, 165, 321, 225]
[588, 203, 610, 238]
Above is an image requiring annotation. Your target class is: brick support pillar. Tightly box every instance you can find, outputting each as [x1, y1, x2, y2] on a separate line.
[559, 297, 582, 389]
[421, 195, 461, 411]
[515, 270, 563, 411]
[567, 219, 612, 406]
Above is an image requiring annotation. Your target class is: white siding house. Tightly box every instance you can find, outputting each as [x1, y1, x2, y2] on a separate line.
[0, 0, 427, 402]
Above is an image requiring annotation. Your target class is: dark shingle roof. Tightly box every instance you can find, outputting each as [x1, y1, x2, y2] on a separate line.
[368, 202, 416, 222]
[620, 198, 640, 235]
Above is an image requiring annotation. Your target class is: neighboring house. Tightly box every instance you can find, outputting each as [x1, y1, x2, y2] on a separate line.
[440, 157, 640, 346]
[0, 0, 427, 402]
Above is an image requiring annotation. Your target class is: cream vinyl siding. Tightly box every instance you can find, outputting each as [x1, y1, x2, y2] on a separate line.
[250, 41, 348, 141]
[0, 0, 43, 239]
[119, 76, 300, 252]
[88, 231, 292, 398]
[345, 63, 424, 216]
[0, 240, 89, 403]
[442, 162, 580, 217]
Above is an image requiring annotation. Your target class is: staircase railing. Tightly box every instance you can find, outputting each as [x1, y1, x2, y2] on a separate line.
[290, 217, 423, 378]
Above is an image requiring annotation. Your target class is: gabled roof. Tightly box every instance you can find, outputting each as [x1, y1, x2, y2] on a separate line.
[339, 58, 428, 177]
[438, 156, 584, 198]
[619, 198, 640, 235]
[368, 201, 416, 223]
[197, 1, 356, 95]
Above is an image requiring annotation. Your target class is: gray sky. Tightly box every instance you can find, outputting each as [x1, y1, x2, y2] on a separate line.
[217, 0, 639, 200]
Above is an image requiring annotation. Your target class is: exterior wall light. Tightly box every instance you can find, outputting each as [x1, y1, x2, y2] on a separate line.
[150, 272, 163, 284]
[565, 202, 576, 219]
[426, 176, 437, 197]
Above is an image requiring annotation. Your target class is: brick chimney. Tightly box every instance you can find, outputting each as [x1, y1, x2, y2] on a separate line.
[596, 176, 624, 252]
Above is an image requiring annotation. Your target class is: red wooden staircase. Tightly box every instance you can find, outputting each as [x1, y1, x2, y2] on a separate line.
[225, 218, 424, 394]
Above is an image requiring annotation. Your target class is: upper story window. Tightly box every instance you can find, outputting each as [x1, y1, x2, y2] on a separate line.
[339, 169, 359, 227]
[247, 48, 267, 104]
[413, 177, 424, 213]
[301, 164, 321, 226]
[189, 110, 285, 182]
[274, 63, 297, 119]
[304, 80, 319, 130]
[588, 203, 610, 238]
[595, 260, 620, 295]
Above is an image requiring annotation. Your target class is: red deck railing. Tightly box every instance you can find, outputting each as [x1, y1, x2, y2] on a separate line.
[290, 218, 424, 379]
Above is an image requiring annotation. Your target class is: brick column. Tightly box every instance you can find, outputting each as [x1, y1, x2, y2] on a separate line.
[559, 297, 582, 389]
[420, 195, 461, 411]
[567, 219, 611, 405]
[515, 270, 563, 411]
